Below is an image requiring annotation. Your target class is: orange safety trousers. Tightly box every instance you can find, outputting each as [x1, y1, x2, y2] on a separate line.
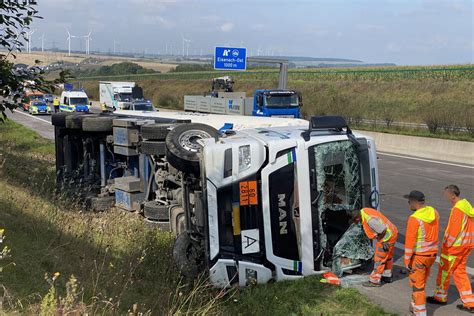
[434, 248, 474, 307]
[409, 254, 436, 316]
[369, 230, 398, 284]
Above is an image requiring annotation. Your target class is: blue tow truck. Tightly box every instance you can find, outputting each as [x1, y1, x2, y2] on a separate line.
[184, 74, 303, 118]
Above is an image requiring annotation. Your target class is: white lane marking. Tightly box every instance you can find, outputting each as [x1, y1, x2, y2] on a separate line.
[378, 152, 474, 169]
[13, 109, 52, 125]
[394, 242, 474, 275]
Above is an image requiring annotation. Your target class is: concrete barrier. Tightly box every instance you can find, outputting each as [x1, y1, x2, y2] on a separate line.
[356, 130, 474, 165]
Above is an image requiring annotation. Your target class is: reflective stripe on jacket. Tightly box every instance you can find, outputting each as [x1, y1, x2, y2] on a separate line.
[443, 199, 474, 255]
[361, 208, 397, 242]
[404, 206, 439, 267]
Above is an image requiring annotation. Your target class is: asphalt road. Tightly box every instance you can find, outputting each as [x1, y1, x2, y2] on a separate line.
[6, 109, 474, 315]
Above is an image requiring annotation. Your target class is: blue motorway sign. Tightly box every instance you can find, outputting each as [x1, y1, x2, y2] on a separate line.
[214, 46, 247, 70]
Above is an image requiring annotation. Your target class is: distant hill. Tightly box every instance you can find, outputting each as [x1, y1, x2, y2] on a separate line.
[259, 56, 363, 63]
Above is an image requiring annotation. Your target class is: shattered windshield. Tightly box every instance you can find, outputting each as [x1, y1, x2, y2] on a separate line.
[309, 140, 368, 271]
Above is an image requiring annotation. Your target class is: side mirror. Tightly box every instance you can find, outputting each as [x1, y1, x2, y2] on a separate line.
[89, 101, 92, 106]
[298, 95, 303, 107]
[257, 95, 263, 108]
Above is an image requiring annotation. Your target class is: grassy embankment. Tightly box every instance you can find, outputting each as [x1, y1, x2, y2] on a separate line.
[0, 120, 390, 314]
[77, 65, 474, 141]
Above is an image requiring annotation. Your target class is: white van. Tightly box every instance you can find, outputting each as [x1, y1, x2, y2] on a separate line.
[60, 90, 90, 112]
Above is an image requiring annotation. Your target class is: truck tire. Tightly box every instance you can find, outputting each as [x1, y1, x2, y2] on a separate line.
[140, 140, 166, 156]
[82, 116, 114, 132]
[170, 206, 186, 235]
[141, 123, 172, 141]
[165, 123, 219, 174]
[65, 113, 85, 129]
[143, 201, 169, 220]
[173, 232, 203, 279]
[51, 112, 70, 127]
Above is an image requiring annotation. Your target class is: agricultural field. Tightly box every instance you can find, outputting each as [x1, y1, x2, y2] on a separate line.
[0, 120, 389, 315]
[77, 64, 474, 140]
[7, 51, 177, 73]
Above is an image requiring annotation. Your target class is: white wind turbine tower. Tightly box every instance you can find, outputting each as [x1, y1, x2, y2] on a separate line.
[181, 35, 191, 57]
[66, 30, 76, 56]
[39, 33, 45, 52]
[26, 29, 35, 53]
[83, 32, 92, 55]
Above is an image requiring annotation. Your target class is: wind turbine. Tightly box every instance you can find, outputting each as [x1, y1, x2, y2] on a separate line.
[26, 29, 35, 53]
[66, 30, 76, 56]
[39, 33, 45, 52]
[182, 35, 191, 57]
[83, 32, 92, 55]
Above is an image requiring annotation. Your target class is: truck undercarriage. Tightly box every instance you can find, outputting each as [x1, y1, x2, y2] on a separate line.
[52, 112, 378, 288]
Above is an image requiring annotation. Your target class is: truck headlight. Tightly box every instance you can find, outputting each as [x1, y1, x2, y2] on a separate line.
[239, 145, 251, 172]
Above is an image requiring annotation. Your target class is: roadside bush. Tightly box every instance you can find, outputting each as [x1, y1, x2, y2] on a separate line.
[170, 64, 213, 72]
[423, 102, 445, 134]
[157, 94, 180, 108]
[464, 109, 474, 137]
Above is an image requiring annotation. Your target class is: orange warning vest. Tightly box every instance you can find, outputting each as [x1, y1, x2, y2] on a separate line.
[361, 208, 397, 242]
[442, 199, 474, 255]
[404, 206, 439, 266]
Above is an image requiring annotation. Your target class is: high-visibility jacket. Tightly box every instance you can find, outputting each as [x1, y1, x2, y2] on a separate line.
[53, 98, 60, 106]
[361, 208, 397, 242]
[404, 206, 439, 267]
[442, 199, 474, 256]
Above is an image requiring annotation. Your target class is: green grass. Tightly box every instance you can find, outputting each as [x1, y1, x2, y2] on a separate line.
[225, 277, 390, 315]
[0, 120, 391, 314]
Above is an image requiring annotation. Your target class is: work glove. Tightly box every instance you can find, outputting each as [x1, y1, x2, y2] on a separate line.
[382, 242, 390, 252]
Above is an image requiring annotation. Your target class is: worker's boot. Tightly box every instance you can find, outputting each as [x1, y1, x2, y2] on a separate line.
[426, 296, 447, 305]
[457, 305, 474, 313]
[381, 276, 393, 283]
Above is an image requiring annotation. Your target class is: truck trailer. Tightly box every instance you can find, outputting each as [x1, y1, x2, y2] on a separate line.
[52, 111, 379, 288]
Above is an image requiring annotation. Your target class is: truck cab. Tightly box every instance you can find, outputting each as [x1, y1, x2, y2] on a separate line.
[192, 116, 378, 287]
[253, 90, 302, 118]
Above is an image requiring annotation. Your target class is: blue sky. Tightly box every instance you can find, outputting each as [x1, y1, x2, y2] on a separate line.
[33, 0, 473, 65]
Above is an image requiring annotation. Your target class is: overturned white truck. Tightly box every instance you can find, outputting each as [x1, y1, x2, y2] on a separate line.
[52, 110, 380, 287]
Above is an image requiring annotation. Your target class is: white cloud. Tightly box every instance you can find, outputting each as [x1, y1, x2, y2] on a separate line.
[220, 22, 234, 32]
[141, 15, 175, 28]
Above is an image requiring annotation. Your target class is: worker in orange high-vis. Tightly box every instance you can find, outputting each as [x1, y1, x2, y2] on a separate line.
[427, 185, 474, 313]
[404, 190, 439, 316]
[354, 207, 398, 287]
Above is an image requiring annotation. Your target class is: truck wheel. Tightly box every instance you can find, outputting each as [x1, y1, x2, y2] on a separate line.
[143, 201, 169, 220]
[52, 113, 70, 127]
[82, 116, 114, 132]
[140, 141, 166, 156]
[165, 123, 219, 174]
[173, 232, 203, 279]
[170, 206, 186, 235]
[141, 123, 172, 141]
